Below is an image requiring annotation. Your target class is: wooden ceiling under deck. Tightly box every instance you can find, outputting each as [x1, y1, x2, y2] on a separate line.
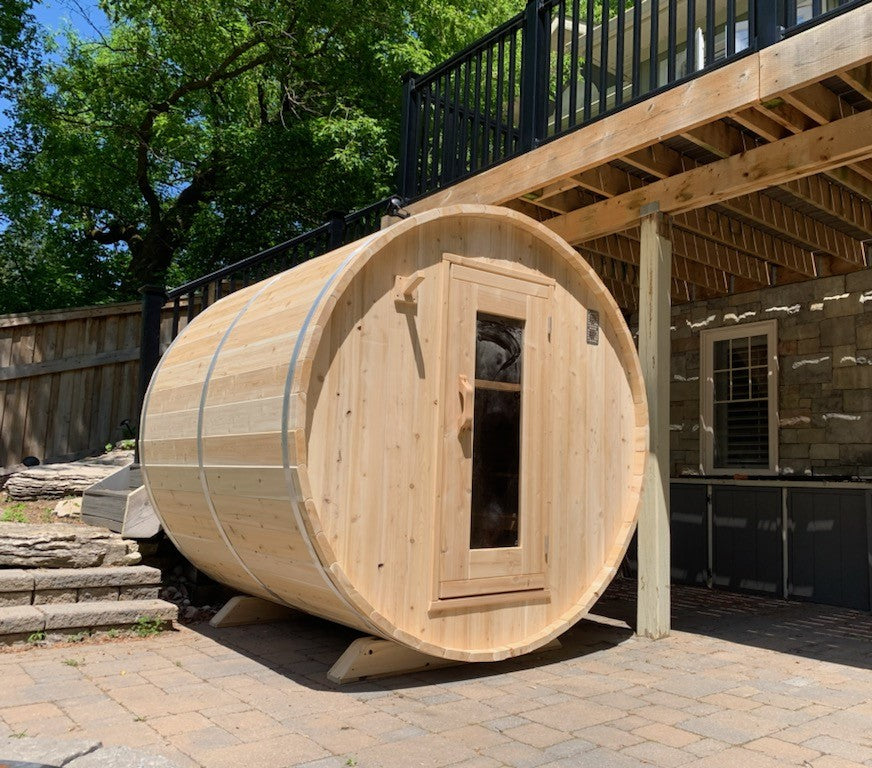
[403, 6, 872, 312]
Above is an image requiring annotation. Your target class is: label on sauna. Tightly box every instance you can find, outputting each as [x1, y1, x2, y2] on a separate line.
[587, 309, 600, 345]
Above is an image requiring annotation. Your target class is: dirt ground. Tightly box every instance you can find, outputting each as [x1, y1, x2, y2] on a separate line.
[0, 490, 82, 525]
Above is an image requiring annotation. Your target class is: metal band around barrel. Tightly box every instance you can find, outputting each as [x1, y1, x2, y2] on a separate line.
[198, 275, 288, 606]
[139, 321, 200, 572]
[282, 233, 384, 635]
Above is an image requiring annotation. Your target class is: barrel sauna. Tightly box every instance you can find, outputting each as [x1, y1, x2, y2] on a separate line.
[141, 204, 647, 662]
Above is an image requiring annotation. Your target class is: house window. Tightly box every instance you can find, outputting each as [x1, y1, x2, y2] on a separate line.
[700, 320, 778, 474]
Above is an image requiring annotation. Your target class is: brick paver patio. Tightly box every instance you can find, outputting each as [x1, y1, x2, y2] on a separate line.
[2, 579, 871, 768]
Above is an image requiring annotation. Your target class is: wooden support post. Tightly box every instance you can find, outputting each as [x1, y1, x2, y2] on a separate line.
[209, 595, 296, 628]
[637, 206, 671, 640]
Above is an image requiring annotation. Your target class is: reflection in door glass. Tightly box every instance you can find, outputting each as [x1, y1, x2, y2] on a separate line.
[475, 314, 523, 384]
[470, 314, 523, 549]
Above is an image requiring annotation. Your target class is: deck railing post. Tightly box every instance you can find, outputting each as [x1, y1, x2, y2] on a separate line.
[136, 284, 167, 464]
[753, 0, 784, 48]
[398, 71, 419, 200]
[326, 210, 347, 250]
[520, 0, 548, 151]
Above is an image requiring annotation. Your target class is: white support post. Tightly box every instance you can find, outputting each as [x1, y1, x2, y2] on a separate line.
[637, 206, 672, 640]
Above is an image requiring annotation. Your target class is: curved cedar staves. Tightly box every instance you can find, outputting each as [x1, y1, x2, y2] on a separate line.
[141, 205, 648, 662]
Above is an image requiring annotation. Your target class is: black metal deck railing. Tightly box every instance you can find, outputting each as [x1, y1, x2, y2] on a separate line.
[397, 0, 868, 201]
[163, 198, 390, 339]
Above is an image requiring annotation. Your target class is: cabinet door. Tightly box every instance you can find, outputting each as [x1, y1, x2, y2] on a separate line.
[438, 255, 552, 601]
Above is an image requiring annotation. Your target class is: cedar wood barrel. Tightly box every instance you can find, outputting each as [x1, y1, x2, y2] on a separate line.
[141, 205, 648, 662]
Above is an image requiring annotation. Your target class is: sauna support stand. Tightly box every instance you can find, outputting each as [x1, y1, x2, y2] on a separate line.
[209, 595, 296, 628]
[328, 637, 562, 685]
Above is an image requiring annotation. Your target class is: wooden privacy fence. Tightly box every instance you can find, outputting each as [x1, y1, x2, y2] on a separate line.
[0, 302, 179, 468]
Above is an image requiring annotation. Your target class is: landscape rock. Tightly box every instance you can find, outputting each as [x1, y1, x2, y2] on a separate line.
[54, 496, 83, 518]
[0, 523, 141, 567]
[6, 465, 120, 500]
[0, 736, 102, 766]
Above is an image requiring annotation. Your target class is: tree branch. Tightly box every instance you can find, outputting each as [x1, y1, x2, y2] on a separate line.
[32, 188, 124, 218]
[84, 221, 140, 245]
[135, 34, 274, 227]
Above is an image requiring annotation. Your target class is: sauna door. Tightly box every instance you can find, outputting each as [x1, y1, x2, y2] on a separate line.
[437, 254, 552, 602]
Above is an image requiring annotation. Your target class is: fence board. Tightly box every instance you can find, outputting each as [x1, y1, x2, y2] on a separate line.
[0, 301, 175, 467]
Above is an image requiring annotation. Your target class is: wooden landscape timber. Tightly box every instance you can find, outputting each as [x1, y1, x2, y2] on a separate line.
[141, 205, 648, 664]
[396, 5, 872, 310]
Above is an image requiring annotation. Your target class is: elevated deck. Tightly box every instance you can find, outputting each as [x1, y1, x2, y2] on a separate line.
[399, 1, 872, 310]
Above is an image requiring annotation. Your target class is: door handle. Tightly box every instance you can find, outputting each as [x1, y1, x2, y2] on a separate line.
[458, 374, 474, 433]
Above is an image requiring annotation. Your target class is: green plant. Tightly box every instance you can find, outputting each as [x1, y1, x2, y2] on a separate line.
[133, 616, 164, 637]
[9, 731, 28, 739]
[105, 442, 113, 452]
[1, 504, 27, 523]
[68, 631, 88, 643]
[106, 628, 121, 638]
[26, 631, 45, 644]
[62, 658, 81, 667]
[133, 715, 147, 722]
[345, 759, 357, 766]
[117, 439, 136, 450]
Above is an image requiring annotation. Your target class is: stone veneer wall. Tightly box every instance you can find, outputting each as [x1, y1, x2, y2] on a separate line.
[659, 268, 872, 478]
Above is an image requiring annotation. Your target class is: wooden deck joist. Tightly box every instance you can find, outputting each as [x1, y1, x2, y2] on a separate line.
[543, 110, 872, 249]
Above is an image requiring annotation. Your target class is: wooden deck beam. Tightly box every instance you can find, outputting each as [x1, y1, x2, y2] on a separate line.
[543, 110, 872, 247]
[683, 120, 872, 236]
[602, 133, 865, 261]
[570, 158, 816, 277]
[758, 3, 872, 98]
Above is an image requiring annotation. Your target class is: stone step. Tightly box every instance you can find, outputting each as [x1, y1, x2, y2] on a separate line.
[0, 565, 161, 607]
[0, 598, 178, 642]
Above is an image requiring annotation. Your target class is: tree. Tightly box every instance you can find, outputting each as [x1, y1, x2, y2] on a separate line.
[0, 0, 522, 312]
[0, 0, 35, 96]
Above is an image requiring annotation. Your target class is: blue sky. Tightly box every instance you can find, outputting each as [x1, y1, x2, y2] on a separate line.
[1, 0, 108, 130]
[33, 0, 107, 35]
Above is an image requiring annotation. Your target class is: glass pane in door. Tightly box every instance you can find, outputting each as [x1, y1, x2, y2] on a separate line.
[470, 313, 523, 549]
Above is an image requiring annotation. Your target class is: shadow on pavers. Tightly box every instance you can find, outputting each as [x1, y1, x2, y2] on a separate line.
[595, 576, 872, 671]
[183, 609, 634, 693]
